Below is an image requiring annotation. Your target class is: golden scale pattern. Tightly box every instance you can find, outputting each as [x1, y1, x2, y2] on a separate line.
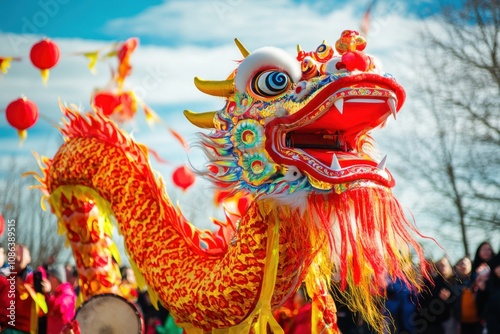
[45, 112, 320, 330]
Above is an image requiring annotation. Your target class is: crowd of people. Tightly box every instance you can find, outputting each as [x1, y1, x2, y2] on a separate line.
[273, 242, 500, 334]
[332, 241, 500, 334]
[0, 244, 177, 334]
[0, 241, 499, 334]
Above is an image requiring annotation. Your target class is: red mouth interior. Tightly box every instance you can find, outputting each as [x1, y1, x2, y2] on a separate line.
[286, 92, 392, 168]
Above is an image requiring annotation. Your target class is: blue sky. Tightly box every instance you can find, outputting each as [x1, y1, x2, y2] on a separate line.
[3, 0, 479, 259]
[0, 1, 440, 46]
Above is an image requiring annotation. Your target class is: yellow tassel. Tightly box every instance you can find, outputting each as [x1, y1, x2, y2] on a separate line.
[40, 69, 49, 86]
[17, 129, 27, 146]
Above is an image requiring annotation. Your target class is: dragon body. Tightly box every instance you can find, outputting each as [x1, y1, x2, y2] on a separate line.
[38, 30, 428, 333]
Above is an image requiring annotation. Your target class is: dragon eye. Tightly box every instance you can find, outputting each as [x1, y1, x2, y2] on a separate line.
[250, 70, 291, 98]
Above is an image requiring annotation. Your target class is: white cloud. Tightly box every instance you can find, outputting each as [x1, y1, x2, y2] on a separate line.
[103, 0, 421, 51]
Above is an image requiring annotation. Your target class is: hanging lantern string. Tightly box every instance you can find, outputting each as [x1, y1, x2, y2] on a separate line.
[68, 42, 121, 74]
[37, 110, 59, 127]
[1, 38, 122, 80]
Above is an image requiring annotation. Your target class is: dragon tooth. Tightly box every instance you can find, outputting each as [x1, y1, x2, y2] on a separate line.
[376, 155, 387, 170]
[388, 97, 397, 120]
[330, 154, 342, 171]
[334, 98, 344, 114]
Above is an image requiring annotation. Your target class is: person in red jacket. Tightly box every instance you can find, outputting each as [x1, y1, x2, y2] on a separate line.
[0, 273, 12, 331]
[3, 244, 42, 334]
[288, 284, 312, 334]
[42, 265, 76, 334]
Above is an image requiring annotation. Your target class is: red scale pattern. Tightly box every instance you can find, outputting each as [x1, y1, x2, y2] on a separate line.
[43, 110, 317, 330]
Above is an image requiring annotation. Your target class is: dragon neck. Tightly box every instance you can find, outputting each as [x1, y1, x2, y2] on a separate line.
[40, 110, 315, 331]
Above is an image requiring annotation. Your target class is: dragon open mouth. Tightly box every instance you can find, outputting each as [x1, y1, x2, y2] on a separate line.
[265, 74, 406, 189]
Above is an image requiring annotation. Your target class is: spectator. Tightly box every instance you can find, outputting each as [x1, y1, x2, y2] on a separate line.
[471, 242, 495, 278]
[288, 284, 312, 334]
[272, 293, 294, 333]
[64, 264, 80, 298]
[119, 266, 139, 304]
[453, 256, 483, 334]
[37, 257, 55, 334]
[454, 257, 472, 285]
[0, 245, 10, 276]
[137, 289, 169, 334]
[0, 270, 11, 330]
[42, 265, 76, 334]
[3, 244, 42, 334]
[476, 253, 500, 334]
[415, 257, 458, 334]
[384, 276, 418, 334]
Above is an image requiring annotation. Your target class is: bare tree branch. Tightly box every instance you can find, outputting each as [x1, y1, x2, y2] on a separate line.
[387, 0, 500, 257]
[0, 156, 72, 268]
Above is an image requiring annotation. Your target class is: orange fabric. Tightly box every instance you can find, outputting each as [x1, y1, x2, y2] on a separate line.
[461, 288, 479, 323]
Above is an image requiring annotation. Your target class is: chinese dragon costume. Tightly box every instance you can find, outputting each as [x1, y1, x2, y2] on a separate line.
[35, 30, 429, 333]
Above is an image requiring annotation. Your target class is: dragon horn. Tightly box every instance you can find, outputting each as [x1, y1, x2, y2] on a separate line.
[183, 109, 216, 129]
[194, 77, 234, 98]
[297, 44, 302, 53]
[234, 38, 250, 58]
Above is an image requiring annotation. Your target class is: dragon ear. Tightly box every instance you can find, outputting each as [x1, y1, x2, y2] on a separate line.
[183, 110, 216, 129]
[234, 38, 250, 58]
[194, 77, 235, 98]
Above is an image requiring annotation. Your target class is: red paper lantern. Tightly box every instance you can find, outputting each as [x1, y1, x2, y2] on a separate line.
[0, 213, 4, 237]
[92, 90, 138, 123]
[93, 91, 121, 116]
[5, 97, 39, 141]
[172, 165, 196, 191]
[30, 38, 60, 84]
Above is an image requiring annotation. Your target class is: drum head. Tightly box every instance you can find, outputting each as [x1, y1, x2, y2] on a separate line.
[75, 294, 143, 334]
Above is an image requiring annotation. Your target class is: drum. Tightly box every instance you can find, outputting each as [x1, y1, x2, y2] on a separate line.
[75, 294, 144, 334]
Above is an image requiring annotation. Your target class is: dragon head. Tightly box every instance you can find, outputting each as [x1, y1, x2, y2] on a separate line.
[185, 30, 405, 199]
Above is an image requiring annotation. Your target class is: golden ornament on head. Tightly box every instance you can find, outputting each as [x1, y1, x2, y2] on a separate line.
[184, 38, 253, 129]
[183, 110, 216, 129]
